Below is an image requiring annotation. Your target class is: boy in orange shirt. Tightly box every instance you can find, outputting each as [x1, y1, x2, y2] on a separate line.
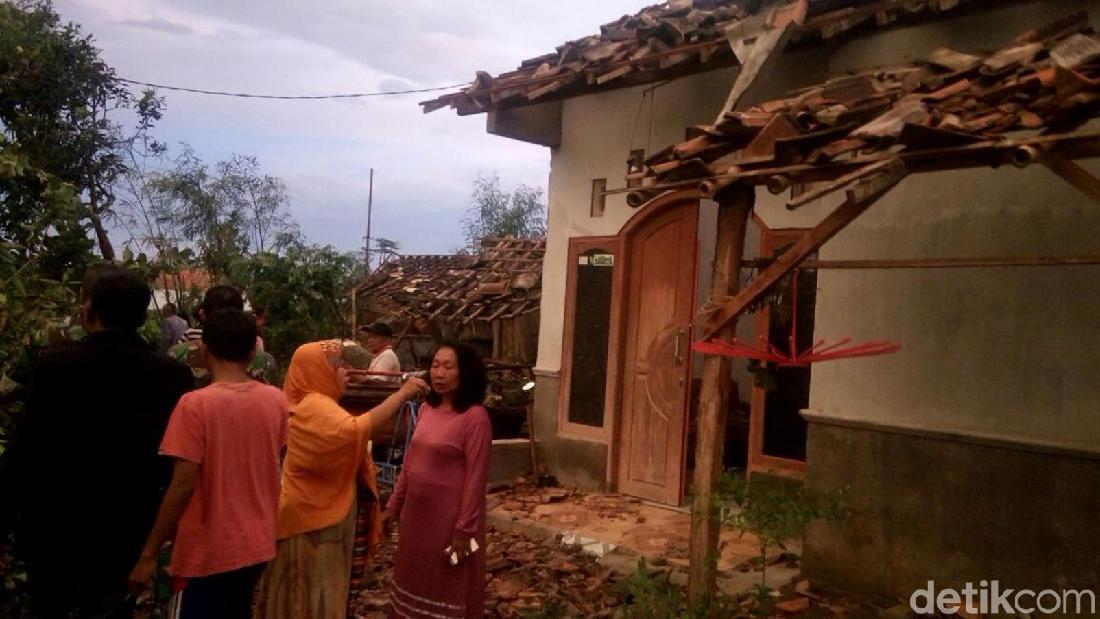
[130, 308, 288, 618]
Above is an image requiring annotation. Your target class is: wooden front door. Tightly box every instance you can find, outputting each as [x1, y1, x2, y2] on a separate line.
[616, 202, 698, 504]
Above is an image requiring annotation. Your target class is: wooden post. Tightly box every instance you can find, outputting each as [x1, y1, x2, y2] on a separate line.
[688, 183, 754, 605]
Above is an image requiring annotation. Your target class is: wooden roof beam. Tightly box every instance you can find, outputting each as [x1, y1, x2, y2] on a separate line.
[1042, 148, 1100, 207]
[700, 158, 908, 340]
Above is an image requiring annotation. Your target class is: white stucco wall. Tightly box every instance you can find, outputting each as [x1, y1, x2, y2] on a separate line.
[801, 164, 1100, 452]
[530, 0, 1100, 451]
[535, 66, 738, 373]
[746, 0, 1100, 452]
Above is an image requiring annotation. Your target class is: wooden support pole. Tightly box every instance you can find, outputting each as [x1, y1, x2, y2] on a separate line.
[1042, 149, 1100, 207]
[702, 159, 908, 340]
[688, 183, 753, 605]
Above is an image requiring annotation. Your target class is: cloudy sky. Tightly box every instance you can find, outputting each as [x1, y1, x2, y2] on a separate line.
[53, 0, 644, 256]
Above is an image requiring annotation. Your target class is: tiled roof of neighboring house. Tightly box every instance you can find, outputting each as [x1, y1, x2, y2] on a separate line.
[354, 237, 546, 324]
[422, 0, 986, 115]
[634, 12, 1100, 193]
[155, 267, 213, 291]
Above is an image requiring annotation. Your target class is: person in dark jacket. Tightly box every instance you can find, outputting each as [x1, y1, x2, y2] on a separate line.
[9, 265, 193, 618]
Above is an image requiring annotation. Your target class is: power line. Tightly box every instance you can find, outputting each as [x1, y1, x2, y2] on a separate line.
[118, 77, 467, 100]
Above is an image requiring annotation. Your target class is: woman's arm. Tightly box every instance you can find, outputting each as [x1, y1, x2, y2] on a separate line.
[364, 377, 428, 435]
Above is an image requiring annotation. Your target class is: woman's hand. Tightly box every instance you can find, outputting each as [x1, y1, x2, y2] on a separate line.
[446, 536, 474, 565]
[399, 376, 429, 400]
[379, 508, 397, 535]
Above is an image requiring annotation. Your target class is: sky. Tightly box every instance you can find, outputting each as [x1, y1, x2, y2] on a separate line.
[52, 0, 645, 256]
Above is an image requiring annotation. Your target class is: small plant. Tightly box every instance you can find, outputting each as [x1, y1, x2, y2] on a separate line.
[519, 601, 568, 619]
[618, 558, 684, 619]
[616, 558, 739, 619]
[717, 470, 847, 596]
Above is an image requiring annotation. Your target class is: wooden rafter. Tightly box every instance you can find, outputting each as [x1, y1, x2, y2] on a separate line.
[1042, 148, 1100, 207]
[700, 158, 908, 340]
[609, 132, 1100, 198]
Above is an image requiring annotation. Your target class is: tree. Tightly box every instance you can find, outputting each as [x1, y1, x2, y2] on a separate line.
[146, 146, 248, 281]
[0, 0, 144, 261]
[136, 148, 299, 280]
[232, 238, 362, 366]
[461, 173, 546, 251]
[214, 154, 297, 255]
[371, 236, 401, 268]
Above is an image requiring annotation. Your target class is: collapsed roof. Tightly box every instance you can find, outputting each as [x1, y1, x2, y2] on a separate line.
[422, 0, 989, 115]
[354, 237, 545, 325]
[632, 11, 1100, 196]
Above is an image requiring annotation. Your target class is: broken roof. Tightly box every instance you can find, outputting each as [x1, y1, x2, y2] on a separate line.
[422, 0, 987, 115]
[354, 237, 546, 325]
[632, 11, 1100, 198]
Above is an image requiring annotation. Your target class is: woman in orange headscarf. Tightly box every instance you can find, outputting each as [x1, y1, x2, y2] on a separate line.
[255, 340, 427, 619]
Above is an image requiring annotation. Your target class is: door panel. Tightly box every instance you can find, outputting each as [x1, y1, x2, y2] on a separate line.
[617, 202, 698, 504]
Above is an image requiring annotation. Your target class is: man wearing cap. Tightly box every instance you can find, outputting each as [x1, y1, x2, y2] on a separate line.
[360, 321, 401, 380]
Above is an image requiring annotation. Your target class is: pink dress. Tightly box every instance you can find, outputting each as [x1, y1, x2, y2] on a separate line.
[387, 403, 492, 619]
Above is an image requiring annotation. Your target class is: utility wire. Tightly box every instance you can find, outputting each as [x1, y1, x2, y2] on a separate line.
[118, 77, 467, 100]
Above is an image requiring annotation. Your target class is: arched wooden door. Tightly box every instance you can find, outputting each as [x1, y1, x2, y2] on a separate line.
[616, 199, 698, 505]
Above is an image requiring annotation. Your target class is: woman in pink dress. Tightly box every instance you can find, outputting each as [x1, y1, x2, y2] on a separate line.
[384, 341, 491, 619]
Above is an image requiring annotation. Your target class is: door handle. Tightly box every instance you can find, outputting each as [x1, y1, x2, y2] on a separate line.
[675, 328, 687, 386]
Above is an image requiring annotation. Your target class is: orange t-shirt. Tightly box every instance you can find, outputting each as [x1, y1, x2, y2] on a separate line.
[160, 381, 289, 577]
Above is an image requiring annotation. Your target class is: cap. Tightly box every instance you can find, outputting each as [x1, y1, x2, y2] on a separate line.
[360, 321, 394, 338]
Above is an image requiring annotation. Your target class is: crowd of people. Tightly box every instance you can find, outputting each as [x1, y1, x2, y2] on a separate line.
[2, 264, 493, 619]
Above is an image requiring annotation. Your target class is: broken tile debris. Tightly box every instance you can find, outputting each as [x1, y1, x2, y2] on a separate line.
[634, 14, 1100, 193]
[353, 237, 544, 326]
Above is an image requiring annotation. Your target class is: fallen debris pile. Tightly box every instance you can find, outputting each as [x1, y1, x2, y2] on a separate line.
[353, 526, 627, 618]
[637, 13, 1100, 198]
[489, 476, 644, 521]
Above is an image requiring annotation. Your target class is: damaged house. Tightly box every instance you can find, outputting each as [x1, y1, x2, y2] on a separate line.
[423, 0, 1100, 604]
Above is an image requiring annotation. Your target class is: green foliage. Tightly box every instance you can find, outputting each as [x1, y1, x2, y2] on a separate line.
[462, 173, 546, 252]
[232, 241, 362, 370]
[716, 471, 848, 593]
[615, 558, 738, 619]
[519, 602, 568, 619]
[617, 558, 685, 619]
[0, 0, 150, 261]
[137, 147, 297, 281]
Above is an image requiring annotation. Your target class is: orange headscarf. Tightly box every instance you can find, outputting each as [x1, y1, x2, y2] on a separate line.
[277, 341, 379, 540]
[283, 340, 343, 405]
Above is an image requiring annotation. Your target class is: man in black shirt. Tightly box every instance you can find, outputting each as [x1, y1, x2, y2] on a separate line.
[8, 265, 192, 618]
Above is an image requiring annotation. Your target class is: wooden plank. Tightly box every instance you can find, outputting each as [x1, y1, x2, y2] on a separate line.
[785, 158, 897, 210]
[602, 131, 1100, 197]
[775, 255, 1100, 269]
[741, 114, 800, 160]
[701, 159, 908, 340]
[713, 0, 807, 124]
[687, 183, 753, 607]
[1042, 149, 1100, 207]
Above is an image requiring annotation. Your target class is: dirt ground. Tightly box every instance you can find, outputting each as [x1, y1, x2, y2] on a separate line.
[351, 481, 911, 618]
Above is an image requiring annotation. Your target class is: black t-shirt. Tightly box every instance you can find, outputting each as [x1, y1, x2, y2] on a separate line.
[8, 329, 192, 595]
